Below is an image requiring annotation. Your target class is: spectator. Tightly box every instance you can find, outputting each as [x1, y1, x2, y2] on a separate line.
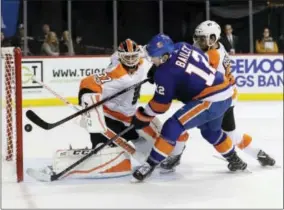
[1, 31, 11, 47]
[256, 28, 278, 53]
[11, 24, 33, 55]
[220, 24, 239, 54]
[278, 34, 284, 53]
[73, 36, 86, 55]
[41, 31, 59, 56]
[59, 30, 74, 55]
[37, 24, 51, 43]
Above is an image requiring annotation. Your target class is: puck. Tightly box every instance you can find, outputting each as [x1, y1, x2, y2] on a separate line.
[25, 124, 33, 132]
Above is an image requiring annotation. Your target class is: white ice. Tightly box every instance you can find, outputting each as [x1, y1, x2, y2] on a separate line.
[2, 102, 283, 209]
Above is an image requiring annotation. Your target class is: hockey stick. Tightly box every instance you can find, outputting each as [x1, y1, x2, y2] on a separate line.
[30, 75, 80, 111]
[27, 125, 134, 181]
[26, 78, 150, 130]
[29, 77, 146, 163]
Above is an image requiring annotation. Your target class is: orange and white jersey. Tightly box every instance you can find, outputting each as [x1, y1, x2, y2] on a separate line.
[102, 60, 150, 120]
[79, 57, 151, 123]
[206, 42, 237, 103]
[206, 42, 235, 86]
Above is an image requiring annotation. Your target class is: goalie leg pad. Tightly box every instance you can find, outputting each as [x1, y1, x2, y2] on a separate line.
[52, 147, 131, 179]
[80, 93, 107, 133]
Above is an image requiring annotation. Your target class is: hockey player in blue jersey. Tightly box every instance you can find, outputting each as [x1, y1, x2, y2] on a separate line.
[130, 33, 248, 182]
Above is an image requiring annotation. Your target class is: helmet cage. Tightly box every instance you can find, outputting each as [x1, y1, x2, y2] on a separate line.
[118, 51, 140, 67]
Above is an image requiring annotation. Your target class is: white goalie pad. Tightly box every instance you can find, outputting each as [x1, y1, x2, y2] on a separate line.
[51, 146, 131, 179]
[79, 93, 107, 133]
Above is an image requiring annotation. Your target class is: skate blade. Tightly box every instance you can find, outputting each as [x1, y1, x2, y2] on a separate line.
[26, 168, 51, 182]
[159, 168, 176, 174]
[260, 164, 282, 169]
[130, 176, 143, 183]
[213, 155, 252, 173]
[214, 156, 281, 170]
[229, 168, 252, 174]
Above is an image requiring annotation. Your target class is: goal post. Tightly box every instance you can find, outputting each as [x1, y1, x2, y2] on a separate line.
[1, 47, 23, 182]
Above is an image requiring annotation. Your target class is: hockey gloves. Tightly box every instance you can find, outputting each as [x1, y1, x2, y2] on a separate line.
[131, 107, 154, 129]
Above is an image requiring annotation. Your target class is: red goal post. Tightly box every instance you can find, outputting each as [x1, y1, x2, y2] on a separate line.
[1, 47, 23, 182]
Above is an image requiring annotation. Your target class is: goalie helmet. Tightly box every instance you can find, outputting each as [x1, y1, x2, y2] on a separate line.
[117, 38, 141, 69]
[193, 20, 221, 49]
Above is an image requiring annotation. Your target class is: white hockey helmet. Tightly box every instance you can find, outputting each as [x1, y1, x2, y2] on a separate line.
[193, 20, 221, 48]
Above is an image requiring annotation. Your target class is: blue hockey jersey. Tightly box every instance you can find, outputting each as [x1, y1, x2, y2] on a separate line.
[146, 42, 233, 115]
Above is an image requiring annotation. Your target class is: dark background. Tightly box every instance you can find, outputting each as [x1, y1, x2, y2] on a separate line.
[15, 0, 284, 54]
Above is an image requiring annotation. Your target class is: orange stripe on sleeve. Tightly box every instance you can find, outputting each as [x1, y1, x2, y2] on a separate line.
[80, 75, 102, 93]
[179, 101, 211, 125]
[107, 64, 128, 79]
[207, 49, 220, 70]
[214, 137, 233, 154]
[154, 137, 174, 156]
[149, 100, 171, 113]
[193, 76, 230, 100]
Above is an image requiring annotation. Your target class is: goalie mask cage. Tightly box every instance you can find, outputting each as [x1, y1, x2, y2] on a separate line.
[1, 47, 23, 182]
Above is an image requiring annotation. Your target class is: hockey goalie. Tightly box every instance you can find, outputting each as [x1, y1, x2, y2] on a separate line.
[27, 39, 165, 181]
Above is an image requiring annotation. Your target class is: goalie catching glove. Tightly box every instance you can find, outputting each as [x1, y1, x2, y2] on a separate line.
[131, 107, 154, 130]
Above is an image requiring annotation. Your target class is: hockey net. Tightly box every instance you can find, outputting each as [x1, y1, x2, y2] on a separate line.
[1, 47, 23, 182]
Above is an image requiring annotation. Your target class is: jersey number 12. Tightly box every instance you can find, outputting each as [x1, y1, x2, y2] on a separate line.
[186, 50, 216, 86]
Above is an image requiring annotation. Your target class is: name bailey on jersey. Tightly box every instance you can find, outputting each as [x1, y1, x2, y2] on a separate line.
[175, 45, 191, 68]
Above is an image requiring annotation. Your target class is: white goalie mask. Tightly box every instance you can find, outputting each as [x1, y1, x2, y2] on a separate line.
[117, 38, 141, 68]
[193, 20, 221, 49]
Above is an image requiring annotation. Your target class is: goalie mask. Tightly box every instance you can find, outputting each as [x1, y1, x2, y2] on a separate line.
[193, 20, 221, 50]
[118, 39, 141, 70]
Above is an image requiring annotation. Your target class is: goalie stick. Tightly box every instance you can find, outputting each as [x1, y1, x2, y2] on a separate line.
[26, 78, 150, 130]
[27, 125, 134, 181]
[29, 73, 80, 111]
[29, 76, 147, 163]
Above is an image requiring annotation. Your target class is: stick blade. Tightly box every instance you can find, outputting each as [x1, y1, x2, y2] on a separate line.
[26, 168, 52, 182]
[26, 110, 52, 130]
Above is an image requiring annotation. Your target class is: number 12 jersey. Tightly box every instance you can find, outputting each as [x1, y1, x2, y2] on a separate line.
[146, 43, 234, 115]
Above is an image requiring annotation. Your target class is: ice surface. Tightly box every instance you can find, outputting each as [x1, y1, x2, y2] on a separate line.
[2, 102, 283, 208]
